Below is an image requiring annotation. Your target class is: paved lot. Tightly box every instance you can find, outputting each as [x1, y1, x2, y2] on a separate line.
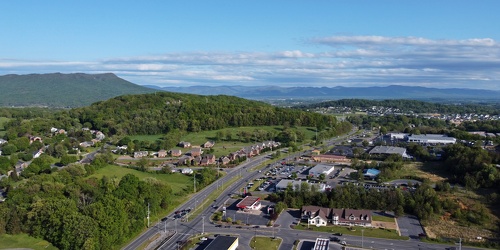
[221, 198, 273, 226]
[396, 215, 425, 239]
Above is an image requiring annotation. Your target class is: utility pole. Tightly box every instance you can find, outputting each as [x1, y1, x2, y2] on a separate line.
[459, 237, 462, 250]
[362, 229, 364, 248]
[193, 172, 196, 193]
[147, 203, 150, 228]
[202, 216, 205, 234]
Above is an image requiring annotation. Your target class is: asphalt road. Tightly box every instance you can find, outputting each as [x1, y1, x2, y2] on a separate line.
[124, 129, 473, 250]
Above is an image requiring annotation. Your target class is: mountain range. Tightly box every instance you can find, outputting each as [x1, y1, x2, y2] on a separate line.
[145, 84, 500, 102]
[0, 73, 154, 107]
[1, 72, 500, 108]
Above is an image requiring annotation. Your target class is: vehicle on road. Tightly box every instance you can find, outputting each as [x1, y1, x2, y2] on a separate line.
[340, 241, 347, 245]
[333, 232, 343, 236]
[330, 237, 340, 242]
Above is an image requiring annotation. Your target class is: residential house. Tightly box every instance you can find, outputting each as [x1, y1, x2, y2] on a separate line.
[302, 205, 329, 226]
[178, 141, 191, 148]
[301, 206, 372, 227]
[177, 155, 193, 166]
[219, 156, 230, 165]
[95, 131, 106, 141]
[202, 141, 215, 148]
[157, 150, 167, 158]
[200, 154, 216, 166]
[190, 147, 203, 157]
[29, 136, 43, 144]
[0, 139, 7, 146]
[79, 141, 94, 148]
[170, 149, 182, 157]
[134, 151, 149, 158]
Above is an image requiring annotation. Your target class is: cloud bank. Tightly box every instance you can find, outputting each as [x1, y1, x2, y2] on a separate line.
[1, 35, 500, 90]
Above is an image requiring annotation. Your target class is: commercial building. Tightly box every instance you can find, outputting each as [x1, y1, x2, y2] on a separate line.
[313, 238, 330, 250]
[363, 168, 381, 179]
[405, 134, 456, 145]
[236, 196, 261, 210]
[311, 154, 350, 163]
[369, 146, 409, 158]
[309, 164, 335, 177]
[302, 206, 372, 227]
[204, 235, 238, 250]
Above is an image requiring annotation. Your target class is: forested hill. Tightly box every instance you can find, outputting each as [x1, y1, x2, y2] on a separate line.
[67, 92, 340, 136]
[299, 99, 500, 114]
[0, 73, 155, 108]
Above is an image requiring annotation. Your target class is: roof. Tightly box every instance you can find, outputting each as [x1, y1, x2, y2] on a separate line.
[364, 168, 381, 176]
[369, 146, 406, 155]
[406, 134, 456, 142]
[236, 196, 260, 208]
[275, 179, 303, 189]
[309, 164, 335, 174]
[313, 238, 330, 250]
[204, 236, 238, 250]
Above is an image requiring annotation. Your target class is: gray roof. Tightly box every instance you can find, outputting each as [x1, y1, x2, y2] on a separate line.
[369, 146, 406, 156]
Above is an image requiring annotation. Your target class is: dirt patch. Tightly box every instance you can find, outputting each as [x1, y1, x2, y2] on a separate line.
[372, 220, 397, 230]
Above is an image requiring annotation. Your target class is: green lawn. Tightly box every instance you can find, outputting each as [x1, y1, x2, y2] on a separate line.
[294, 223, 408, 240]
[372, 215, 396, 222]
[0, 233, 58, 250]
[127, 126, 318, 158]
[89, 164, 191, 194]
[250, 236, 282, 250]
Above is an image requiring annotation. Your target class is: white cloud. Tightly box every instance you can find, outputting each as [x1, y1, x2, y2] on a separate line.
[1, 35, 500, 90]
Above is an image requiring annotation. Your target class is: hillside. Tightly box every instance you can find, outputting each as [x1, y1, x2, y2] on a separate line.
[150, 84, 500, 102]
[67, 92, 339, 136]
[0, 73, 155, 108]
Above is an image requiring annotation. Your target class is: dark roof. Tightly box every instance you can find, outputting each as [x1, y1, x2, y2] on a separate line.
[204, 236, 238, 250]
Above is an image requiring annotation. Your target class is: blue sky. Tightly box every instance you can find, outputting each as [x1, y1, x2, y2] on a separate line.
[1, 1, 500, 89]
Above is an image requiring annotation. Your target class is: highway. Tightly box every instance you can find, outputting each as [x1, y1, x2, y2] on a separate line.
[124, 129, 472, 250]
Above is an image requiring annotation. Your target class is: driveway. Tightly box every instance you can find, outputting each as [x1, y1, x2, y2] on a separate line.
[396, 215, 425, 239]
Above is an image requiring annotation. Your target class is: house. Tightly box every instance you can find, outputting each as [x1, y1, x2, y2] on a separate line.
[157, 150, 167, 158]
[134, 151, 149, 158]
[32, 149, 43, 159]
[50, 127, 58, 133]
[0, 139, 7, 146]
[200, 154, 216, 166]
[311, 149, 321, 155]
[95, 131, 105, 141]
[302, 205, 329, 227]
[301, 206, 372, 227]
[190, 147, 203, 157]
[29, 136, 43, 144]
[219, 156, 230, 165]
[177, 155, 193, 166]
[202, 141, 215, 148]
[178, 141, 191, 148]
[79, 141, 94, 148]
[170, 149, 182, 157]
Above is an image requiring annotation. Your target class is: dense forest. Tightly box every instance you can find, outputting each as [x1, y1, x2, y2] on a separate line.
[300, 99, 500, 114]
[0, 153, 219, 250]
[2, 92, 340, 139]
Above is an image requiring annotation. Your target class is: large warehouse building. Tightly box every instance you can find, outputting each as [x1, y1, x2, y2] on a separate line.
[406, 134, 456, 145]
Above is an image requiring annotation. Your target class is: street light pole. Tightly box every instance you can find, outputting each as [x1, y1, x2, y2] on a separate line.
[202, 215, 205, 234]
[362, 229, 364, 248]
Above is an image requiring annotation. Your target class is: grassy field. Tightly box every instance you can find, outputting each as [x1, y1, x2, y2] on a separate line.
[372, 215, 396, 223]
[386, 162, 446, 184]
[127, 126, 317, 158]
[250, 236, 282, 250]
[89, 164, 192, 194]
[294, 223, 408, 240]
[0, 233, 58, 250]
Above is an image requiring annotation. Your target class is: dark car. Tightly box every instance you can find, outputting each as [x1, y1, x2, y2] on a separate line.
[333, 232, 343, 236]
[161, 217, 168, 222]
[330, 237, 340, 242]
[215, 225, 222, 228]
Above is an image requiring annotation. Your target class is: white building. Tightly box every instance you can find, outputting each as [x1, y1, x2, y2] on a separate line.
[406, 134, 456, 145]
[309, 164, 335, 178]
